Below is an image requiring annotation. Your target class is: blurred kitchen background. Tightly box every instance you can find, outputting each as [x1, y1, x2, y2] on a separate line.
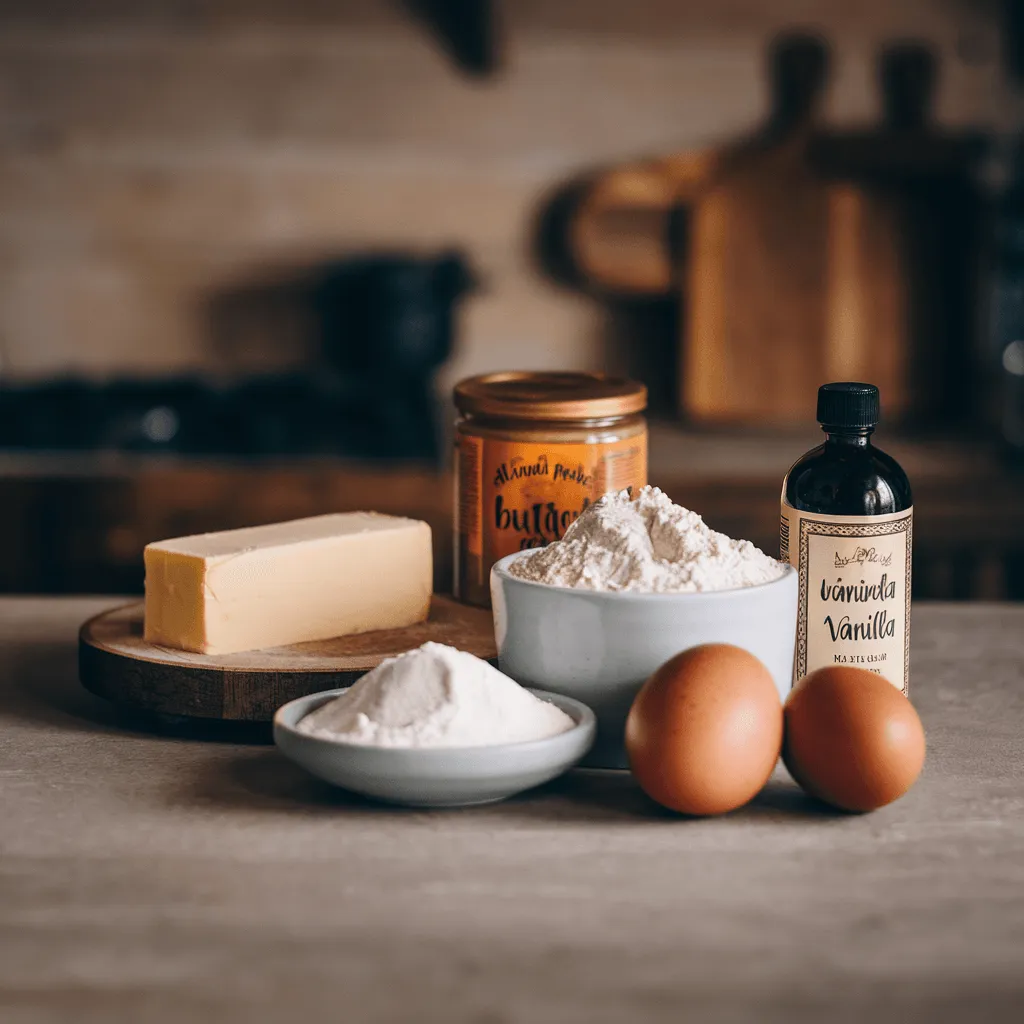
[1, 0, 1024, 600]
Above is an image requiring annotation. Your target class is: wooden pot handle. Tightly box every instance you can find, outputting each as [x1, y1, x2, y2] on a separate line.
[570, 154, 711, 295]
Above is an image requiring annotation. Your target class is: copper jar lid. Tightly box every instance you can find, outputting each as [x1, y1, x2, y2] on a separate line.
[454, 371, 647, 422]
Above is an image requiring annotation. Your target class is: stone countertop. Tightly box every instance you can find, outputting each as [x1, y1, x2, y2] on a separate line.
[1, 597, 1022, 1024]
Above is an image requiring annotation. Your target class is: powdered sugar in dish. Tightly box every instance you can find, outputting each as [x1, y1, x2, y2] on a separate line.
[296, 642, 574, 748]
[508, 486, 786, 593]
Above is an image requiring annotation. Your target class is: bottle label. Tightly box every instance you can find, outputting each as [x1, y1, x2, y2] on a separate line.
[455, 432, 647, 604]
[780, 501, 913, 694]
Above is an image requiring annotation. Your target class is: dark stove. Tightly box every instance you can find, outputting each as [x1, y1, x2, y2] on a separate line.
[0, 250, 475, 464]
[0, 373, 440, 461]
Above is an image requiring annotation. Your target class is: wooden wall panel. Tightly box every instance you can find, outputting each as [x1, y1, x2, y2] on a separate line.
[0, 1, 1006, 391]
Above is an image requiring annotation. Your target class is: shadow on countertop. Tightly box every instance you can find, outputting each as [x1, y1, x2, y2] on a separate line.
[174, 748, 845, 825]
[2, 633, 275, 744]
[2, 636, 120, 735]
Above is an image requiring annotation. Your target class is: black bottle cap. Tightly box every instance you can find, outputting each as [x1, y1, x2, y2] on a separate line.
[816, 382, 880, 428]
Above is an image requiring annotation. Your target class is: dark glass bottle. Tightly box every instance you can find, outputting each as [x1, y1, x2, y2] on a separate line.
[781, 383, 914, 694]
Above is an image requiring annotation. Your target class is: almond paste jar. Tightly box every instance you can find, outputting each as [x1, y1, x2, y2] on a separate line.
[453, 371, 648, 606]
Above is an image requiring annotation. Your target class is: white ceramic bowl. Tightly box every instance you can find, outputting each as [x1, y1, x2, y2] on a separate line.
[273, 688, 596, 807]
[491, 554, 798, 769]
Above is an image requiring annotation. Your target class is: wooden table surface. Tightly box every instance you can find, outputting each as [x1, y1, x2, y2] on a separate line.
[1, 597, 1022, 1024]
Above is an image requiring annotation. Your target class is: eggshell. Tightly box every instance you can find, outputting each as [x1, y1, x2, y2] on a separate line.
[783, 666, 925, 812]
[625, 643, 783, 816]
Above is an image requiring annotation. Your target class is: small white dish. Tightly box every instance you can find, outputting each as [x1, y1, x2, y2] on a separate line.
[491, 554, 798, 769]
[273, 688, 596, 808]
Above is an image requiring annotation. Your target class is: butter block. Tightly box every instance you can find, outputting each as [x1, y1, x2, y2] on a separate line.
[144, 513, 432, 655]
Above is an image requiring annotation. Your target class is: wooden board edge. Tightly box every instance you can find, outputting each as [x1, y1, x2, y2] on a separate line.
[78, 638, 368, 722]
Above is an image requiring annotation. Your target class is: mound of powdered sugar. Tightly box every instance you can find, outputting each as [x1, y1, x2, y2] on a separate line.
[508, 486, 786, 593]
[296, 642, 574, 748]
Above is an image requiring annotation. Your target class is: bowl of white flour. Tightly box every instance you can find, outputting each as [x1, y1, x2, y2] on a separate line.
[490, 487, 797, 769]
[273, 643, 596, 806]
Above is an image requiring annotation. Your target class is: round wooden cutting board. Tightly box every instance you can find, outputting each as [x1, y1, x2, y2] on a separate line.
[79, 597, 497, 722]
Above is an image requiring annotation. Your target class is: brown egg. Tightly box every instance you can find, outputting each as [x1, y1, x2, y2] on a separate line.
[625, 644, 783, 816]
[783, 666, 925, 812]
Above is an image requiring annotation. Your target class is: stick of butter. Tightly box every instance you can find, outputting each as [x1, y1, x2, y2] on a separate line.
[143, 513, 432, 655]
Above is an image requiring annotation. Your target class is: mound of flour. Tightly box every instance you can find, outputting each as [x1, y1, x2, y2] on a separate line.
[508, 486, 785, 593]
[296, 642, 573, 748]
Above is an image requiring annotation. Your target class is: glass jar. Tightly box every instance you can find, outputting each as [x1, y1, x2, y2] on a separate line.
[453, 371, 648, 606]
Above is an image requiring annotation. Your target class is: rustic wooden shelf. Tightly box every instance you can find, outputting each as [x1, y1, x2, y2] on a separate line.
[1, 425, 1021, 600]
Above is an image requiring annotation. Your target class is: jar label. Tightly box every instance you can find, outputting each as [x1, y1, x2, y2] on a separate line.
[780, 502, 913, 694]
[456, 433, 646, 595]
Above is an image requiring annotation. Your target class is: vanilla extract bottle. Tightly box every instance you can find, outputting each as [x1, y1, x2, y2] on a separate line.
[781, 383, 913, 693]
